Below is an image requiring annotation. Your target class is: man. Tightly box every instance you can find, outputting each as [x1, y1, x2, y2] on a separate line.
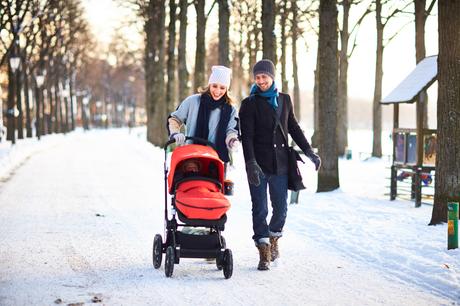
[239, 59, 321, 271]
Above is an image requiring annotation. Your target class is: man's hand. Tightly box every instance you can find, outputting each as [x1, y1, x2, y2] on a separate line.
[305, 150, 321, 171]
[246, 160, 264, 186]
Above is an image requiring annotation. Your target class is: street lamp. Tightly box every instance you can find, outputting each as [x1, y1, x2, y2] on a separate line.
[36, 75, 45, 87]
[82, 96, 90, 130]
[6, 56, 21, 144]
[35, 72, 45, 140]
[62, 85, 71, 133]
[9, 57, 20, 72]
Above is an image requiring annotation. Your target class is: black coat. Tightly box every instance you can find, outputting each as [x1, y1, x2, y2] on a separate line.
[239, 92, 313, 175]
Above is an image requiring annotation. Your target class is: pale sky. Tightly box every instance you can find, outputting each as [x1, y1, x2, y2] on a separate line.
[81, 0, 439, 128]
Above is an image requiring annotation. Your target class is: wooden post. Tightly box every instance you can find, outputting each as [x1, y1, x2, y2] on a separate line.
[415, 94, 424, 207]
[448, 202, 459, 250]
[390, 103, 400, 200]
[414, 167, 422, 207]
[390, 165, 397, 200]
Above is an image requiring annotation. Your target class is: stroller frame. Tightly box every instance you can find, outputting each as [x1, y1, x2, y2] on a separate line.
[152, 137, 233, 279]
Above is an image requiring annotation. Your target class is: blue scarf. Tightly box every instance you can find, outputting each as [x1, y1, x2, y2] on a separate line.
[250, 82, 279, 109]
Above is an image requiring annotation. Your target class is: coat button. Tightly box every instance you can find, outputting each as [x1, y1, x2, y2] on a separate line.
[274, 144, 277, 148]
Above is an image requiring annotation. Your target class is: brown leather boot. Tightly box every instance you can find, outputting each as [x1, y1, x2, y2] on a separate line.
[269, 237, 280, 261]
[256, 243, 271, 270]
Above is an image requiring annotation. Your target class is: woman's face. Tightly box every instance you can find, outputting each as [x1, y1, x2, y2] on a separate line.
[255, 73, 273, 92]
[209, 83, 227, 100]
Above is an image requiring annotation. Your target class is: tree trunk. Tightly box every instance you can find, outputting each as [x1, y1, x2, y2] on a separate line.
[247, 25, 259, 88]
[194, 0, 206, 91]
[337, 0, 350, 156]
[178, 0, 190, 102]
[231, 31, 244, 100]
[218, 0, 230, 67]
[166, 0, 177, 114]
[372, 0, 383, 158]
[65, 96, 70, 133]
[16, 59, 24, 139]
[6, 63, 15, 143]
[291, 0, 300, 121]
[262, 0, 276, 63]
[48, 84, 55, 133]
[430, 1, 460, 224]
[34, 81, 41, 139]
[415, 0, 428, 128]
[145, 0, 166, 146]
[311, 57, 320, 148]
[54, 82, 61, 134]
[317, 0, 339, 192]
[280, 0, 288, 92]
[69, 77, 75, 131]
[23, 70, 32, 137]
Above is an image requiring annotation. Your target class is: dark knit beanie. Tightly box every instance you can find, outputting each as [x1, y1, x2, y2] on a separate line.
[253, 59, 275, 80]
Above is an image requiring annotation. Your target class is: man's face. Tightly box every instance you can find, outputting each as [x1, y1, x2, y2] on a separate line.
[209, 83, 227, 100]
[255, 73, 273, 92]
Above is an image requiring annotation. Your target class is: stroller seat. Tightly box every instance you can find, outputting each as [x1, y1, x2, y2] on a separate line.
[175, 179, 231, 220]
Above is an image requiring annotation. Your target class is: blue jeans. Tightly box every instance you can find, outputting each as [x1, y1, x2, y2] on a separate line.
[249, 174, 288, 243]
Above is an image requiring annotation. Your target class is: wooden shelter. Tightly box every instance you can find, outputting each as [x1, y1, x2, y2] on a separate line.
[381, 55, 437, 207]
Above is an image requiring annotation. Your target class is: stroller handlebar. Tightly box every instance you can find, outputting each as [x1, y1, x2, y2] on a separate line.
[164, 136, 217, 151]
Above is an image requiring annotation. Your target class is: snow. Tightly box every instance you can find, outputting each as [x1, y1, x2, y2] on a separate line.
[0, 128, 458, 306]
[381, 55, 438, 104]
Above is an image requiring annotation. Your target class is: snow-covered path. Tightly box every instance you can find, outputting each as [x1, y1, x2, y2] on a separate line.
[0, 129, 458, 306]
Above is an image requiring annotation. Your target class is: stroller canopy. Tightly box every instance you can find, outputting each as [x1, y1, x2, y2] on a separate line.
[168, 144, 225, 194]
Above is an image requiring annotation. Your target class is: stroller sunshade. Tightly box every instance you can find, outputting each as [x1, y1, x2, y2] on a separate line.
[175, 180, 231, 220]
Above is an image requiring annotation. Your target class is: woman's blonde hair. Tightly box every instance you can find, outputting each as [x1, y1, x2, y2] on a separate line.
[198, 85, 236, 106]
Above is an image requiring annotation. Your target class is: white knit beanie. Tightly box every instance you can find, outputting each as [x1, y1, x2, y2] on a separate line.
[208, 65, 232, 88]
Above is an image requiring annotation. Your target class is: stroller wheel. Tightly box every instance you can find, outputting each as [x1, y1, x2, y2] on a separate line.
[152, 234, 163, 269]
[223, 249, 233, 279]
[165, 246, 175, 277]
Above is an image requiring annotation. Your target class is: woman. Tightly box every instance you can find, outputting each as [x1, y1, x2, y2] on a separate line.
[168, 65, 239, 165]
[168, 65, 239, 244]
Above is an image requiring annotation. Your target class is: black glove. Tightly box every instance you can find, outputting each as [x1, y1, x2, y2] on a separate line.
[246, 160, 264, 186]
[305, 149, 321, 171]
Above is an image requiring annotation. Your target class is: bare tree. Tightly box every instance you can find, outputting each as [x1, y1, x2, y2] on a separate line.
[372, 0, 411, 157]
[262, 0, 276, 63]
[144, 0, 166, 145]
[166, 0, 177, 114]
[414, 0, 436, 129]
[291, 0, 300, 119]
[429, 0, 460, 224]
[178, 0, 190, 101]
[193, 0, 206, 91]
[317, 0, 339, 192]
[289, 0, 316, 122]
[279, 0, 289, 92]
[217, 0, 230, 67]
[337, 0, 371, 155]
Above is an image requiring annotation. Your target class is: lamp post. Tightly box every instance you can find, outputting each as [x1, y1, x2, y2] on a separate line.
[117, 104, 124, 127]
[82, 96, 90, 130]
[35, 72, 45, 140]
[106, 103, 112, 128]
[95, 101, 102, 127]
[7, 56, 21, 144]
[62, 85, 70, 133]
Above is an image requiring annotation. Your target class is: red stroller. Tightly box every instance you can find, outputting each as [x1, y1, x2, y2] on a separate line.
[152, 137, 233, 279]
